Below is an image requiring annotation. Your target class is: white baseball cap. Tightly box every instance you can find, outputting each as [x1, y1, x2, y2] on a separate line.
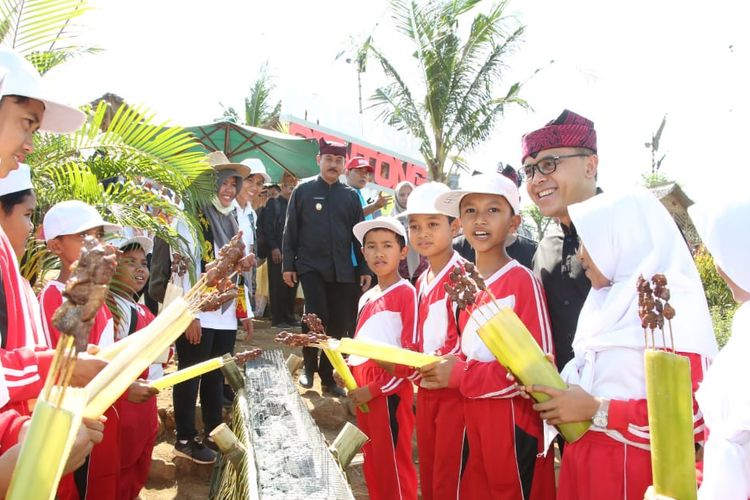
[353, 216, 407, 245]
[108, 234, 154, 255]
[241, 158, 272, 183]
[0, 163, 32, 196]
[0, 48, 86, 134]
[395, 182, 451, 218]
[434, 174, 520, 217]
[42, 200, 121, 241]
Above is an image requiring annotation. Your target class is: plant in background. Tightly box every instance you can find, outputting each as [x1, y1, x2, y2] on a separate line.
[1, 0, 214, 284]
[364, 0, 528, 181]
[219, 61, 282, 129]
[23, 101, 214, 283]
[0, 0, 100, 75]
[522, 204, 552, 241]
[694, 248, 737, 347]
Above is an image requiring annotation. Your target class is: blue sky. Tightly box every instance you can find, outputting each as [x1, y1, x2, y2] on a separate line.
[45, 0, 748, 206]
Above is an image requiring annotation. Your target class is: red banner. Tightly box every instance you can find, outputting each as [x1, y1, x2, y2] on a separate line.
[288, 120, 428, 189]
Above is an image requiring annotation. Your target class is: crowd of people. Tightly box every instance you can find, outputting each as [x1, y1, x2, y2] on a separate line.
[0, 44, 748, 500]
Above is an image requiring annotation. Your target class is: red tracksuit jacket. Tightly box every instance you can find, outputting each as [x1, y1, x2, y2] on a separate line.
[349, 278, 419, 500]
[414, 251, 467, 500]
[452, 260, 556, 500]
[113, 302, 159, 500]
[39, 281, 120, 500]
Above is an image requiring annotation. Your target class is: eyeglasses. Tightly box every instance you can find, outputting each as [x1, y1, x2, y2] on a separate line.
[520, 153, 591, 182]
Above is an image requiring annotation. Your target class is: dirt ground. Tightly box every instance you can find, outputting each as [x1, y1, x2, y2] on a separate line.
[140, 319, 368, 499]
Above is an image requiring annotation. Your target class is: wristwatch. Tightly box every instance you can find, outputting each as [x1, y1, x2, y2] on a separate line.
[592, 398, 610, 429]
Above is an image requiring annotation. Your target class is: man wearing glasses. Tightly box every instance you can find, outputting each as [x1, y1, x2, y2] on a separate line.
[520, 110, 599, 372]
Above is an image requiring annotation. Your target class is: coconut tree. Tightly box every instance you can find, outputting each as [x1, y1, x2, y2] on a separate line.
[0, 0, 214, 284]
[365, 0, 527, 181]
[219, 61, 282, 129]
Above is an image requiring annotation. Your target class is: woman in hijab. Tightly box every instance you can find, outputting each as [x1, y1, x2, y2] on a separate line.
[172, 152, 252, 463]
[527, 189, 718, 500]
[392, 181, 427, 282]
[690, 195, 750, 500]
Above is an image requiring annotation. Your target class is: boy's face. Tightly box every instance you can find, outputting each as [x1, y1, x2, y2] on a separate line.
[459, 193, 520, 254]
[362, 229, 407, 277]
[407, 214, 458, 259]
[48, 226, 105, 266]
[116, 247, 149, 295]
[0, 192, 36, 258]
[0, 97, 44, 179]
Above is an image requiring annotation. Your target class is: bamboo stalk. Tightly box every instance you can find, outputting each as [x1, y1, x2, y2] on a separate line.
[329, 422, 368, 469]
[476, 308, 591, 443]
[84, 298, 195, 418]
[6, 388, 87, 500]
[322, 349, 369, 413]
[644, 350, 697, 500]
[150, 356, 225, 391]
[329, 338, 440, 368]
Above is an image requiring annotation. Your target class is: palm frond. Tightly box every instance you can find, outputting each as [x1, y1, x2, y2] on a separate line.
[0, 0, 90, 55]
[26, 46, 101, 75]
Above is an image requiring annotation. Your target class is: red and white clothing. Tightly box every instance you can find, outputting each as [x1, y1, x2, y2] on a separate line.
[0, 228, 53, 412]
[349, 279, 418, 500]
[40, 280, 120, 500]
[451, 260, 555, 500]
[559, 189, 719, 500]
[415, 251, 466, 500]
[39, 280, 115, 350]
[112, 299, 159, 500]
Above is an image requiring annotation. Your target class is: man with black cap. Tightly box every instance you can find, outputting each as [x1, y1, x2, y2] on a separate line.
[521, 109, 599, 372]
[283, 138, 372, 396]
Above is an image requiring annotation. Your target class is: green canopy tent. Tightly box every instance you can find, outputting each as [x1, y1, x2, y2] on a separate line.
[184, 121, 320, 182]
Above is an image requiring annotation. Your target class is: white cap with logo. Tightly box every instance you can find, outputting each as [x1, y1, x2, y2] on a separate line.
[0, 48, 86, 134]
[395, 182, 451, 218]
[42, 200, 121, 241]
[353, 216, 407, 246]
[241, 158, 272, 183]
[0, 163, 32, 196]
[434, 173, 520, 217]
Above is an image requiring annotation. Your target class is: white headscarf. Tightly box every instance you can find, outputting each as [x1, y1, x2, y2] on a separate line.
[689, 196, 750, 294]
[569, 188, 718, 359]
[691, 195, 750, 499]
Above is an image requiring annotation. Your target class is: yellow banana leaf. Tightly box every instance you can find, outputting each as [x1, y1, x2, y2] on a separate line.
[330, 338, 440, 368]
[84, 298, 195, 418]
[645, 349, 697, 500]
[477, 308, 591, 443]
[150, 356, 225, 391]
[322, 349, 369, 413]
[6, 388, 86, 500]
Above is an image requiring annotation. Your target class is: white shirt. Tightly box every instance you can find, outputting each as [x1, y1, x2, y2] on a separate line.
[234, 200, 255, 255]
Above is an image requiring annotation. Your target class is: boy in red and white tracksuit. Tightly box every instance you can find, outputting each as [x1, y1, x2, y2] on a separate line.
[39, 201, 121, 500]
[414, 251, 467, 500]
[423, 174, 556, 500]
[347, 217, 419, 500]
[399, 181, 467, 500]
[454, 262, 556, 499]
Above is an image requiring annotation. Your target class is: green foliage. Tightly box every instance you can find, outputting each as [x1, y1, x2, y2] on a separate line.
[23, 101, 214, 284]
[695, 250, 734, 308]
[695, 249, 737, 347]
[641, 171, 669, 188]
[219, 61, 282, 129]
[710, 305, 737, 348]
[365, 0, 527, 181]
[522, 204, 552, 241]
[0, 0, 99, 75]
